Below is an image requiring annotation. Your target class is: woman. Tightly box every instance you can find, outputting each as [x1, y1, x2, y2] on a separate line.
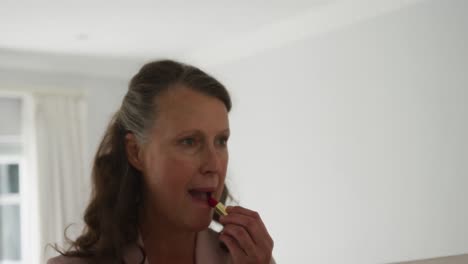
[48, 60, 274, 263]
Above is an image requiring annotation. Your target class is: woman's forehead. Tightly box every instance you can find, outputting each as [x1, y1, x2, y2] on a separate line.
[153, 87, 229, 133]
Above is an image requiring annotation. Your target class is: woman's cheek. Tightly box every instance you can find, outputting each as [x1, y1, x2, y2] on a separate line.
[162, 155, 198, 182]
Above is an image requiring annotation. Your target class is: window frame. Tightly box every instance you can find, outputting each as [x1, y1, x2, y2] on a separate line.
[0, 156, 22, 264]
[0, 92, 39, 264]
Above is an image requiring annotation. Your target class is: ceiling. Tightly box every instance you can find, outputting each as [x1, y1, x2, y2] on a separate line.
[0, 0, 427, 77]
[0, 0, 331, 58]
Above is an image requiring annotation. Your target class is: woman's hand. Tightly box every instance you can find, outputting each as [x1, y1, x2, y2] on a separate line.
[218, 206, 274, 264]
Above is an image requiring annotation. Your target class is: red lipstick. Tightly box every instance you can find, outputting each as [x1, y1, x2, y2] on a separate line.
[207, 196, 228, 216]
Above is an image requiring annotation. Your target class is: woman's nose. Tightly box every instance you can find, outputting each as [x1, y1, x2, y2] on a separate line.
[200, 145, 222, 175]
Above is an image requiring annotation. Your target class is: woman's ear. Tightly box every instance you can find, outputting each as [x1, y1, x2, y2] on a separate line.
[125, 133, 144, 171]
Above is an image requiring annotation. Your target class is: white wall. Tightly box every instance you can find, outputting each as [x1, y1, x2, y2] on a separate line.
[214, 0, 468, 263]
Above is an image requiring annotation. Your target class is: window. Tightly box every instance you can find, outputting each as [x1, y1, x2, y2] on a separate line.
[0, 94, 39, 264]
[0, 162, 21, 263]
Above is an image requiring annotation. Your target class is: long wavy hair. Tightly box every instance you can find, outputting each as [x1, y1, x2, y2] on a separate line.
[55, 60, 232, 262]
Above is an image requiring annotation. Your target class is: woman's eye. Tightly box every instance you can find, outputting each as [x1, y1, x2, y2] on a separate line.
[217, 137, 229, 146]
[181, 137, 197, 146]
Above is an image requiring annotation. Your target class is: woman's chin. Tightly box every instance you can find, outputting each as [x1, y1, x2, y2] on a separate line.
[184, 215, 212, 232]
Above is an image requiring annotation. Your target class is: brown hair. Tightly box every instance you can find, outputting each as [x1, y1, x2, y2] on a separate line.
[57, 60, 232, 262]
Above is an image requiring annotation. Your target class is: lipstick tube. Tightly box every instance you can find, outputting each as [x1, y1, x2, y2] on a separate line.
[208, 197, 228, 216]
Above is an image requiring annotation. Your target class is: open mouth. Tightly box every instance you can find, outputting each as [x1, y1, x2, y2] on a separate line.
[188, 190, 213, 204]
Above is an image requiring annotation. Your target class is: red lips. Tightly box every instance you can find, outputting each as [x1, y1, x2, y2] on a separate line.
[188, 187, 215, 203]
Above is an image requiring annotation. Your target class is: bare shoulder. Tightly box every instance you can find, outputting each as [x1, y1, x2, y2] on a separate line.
[47, 255, 89, 264]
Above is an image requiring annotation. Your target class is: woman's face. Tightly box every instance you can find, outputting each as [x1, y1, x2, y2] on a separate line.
[138, 86, 229, 231]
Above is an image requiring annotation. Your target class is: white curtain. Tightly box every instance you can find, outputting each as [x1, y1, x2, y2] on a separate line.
[34, 94, 88, 263]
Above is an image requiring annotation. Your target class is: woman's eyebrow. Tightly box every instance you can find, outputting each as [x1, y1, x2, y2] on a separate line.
[177, 128, 230, 135]
[175, 129, 202, 137]
[219, 128, 230, 134]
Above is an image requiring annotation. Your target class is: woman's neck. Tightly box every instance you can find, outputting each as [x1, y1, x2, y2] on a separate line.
[139, 206, 197, 264]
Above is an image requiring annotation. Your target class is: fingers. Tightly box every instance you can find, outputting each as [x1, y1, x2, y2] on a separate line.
[218, 206, 274, 263]
[226, 206, 260, 218]
[220, 223, 257, 256]
[219, 233, 245, 262]
[220, 209, 271, 246]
